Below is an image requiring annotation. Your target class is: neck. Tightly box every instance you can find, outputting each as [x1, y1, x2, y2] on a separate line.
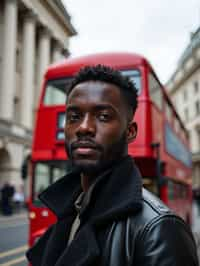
[81, 173, 91, 192]
[80, 170, 103, 192]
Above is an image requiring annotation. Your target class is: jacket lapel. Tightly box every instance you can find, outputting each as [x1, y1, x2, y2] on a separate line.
[40, 215, 75, 266]
[28, 216, 100, 266]
[27, 214, 75, 266]
[55, 224, 100, 266]
[33, 168, 101, 266]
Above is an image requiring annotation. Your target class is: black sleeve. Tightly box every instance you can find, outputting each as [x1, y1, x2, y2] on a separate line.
[134, 215, 199, 266]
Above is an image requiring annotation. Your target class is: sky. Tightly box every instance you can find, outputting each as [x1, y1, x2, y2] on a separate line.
[63, 0, 200, 84]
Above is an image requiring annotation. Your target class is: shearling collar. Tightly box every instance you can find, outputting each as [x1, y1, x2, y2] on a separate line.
[39, 155, 142, 225]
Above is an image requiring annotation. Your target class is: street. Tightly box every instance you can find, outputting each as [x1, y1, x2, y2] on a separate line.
[0, 213, 28, 266]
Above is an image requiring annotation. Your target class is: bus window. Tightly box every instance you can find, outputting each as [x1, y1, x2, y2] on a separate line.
[33, 161, 71, 205]
[34, 163, 50, 203]
[149, 72, 163, 109]
[53, 167, 66, 183]
[165, 123, 192, 167]
[43, 78, 72, 106]
[121, 69, 141, 94]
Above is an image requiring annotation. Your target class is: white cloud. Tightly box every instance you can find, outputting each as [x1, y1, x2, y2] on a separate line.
[64, 0, 200, 83]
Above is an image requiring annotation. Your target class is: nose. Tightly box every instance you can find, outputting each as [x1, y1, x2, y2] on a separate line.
[76, 114, 96, 137]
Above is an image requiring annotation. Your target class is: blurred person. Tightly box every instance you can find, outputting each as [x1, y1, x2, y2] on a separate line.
[26, 65, 198, 265]
[13, 187, 24, 213]
[1, 182, 15, 215]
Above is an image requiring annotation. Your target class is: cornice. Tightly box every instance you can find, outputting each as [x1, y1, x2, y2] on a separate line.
[45, 0, 77, 36]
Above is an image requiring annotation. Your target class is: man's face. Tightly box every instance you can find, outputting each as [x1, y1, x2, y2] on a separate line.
[64, 81, 137, 175]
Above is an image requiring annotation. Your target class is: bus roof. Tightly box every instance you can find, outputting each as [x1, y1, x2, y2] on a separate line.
[45, 52, 151, 79]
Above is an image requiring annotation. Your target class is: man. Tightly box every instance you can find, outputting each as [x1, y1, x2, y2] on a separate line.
[27, 65, 198, 265]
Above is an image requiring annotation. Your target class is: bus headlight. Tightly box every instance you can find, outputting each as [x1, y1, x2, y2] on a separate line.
[30, 211, 36, 219]
[41, 210, 49, 217]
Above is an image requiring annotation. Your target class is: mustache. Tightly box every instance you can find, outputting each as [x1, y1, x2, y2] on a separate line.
[70, 138, 103, 151]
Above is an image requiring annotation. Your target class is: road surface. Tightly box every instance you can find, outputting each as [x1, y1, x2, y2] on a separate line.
[0, 212, 28, 266]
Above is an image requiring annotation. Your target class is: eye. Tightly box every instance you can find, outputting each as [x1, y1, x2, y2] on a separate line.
[98, 112, 112, 122]
[66, 112, 81, 123]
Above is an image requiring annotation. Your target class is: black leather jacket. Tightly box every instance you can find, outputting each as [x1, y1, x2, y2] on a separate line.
[27, 156, 198, 266]
[101, 189, 198, 265]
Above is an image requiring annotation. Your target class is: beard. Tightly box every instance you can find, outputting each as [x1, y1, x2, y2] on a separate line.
[65, 132, 127, 177]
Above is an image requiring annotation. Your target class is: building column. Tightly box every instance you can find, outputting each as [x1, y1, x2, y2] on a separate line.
[21, 11, 37, 129]
[0, 0, 18, 120]
[36, 27, 51, 104]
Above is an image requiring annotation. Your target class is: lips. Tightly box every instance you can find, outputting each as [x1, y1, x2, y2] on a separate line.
[71, 141, 101, 156]
[72, 141, 99, 149]
[75, 147, 97, 155]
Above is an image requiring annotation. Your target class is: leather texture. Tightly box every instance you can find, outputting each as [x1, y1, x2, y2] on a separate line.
[101, 189, 198, 265]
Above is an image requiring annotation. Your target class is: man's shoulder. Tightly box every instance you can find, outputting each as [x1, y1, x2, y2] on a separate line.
[129, 188, 188, 231]
[142, 188, 171, 217]
[125, 189, 198, 265]
[124, 188, 196, 255]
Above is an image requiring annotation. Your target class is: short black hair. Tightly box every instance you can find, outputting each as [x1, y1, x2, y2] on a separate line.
[67, 64, 138, 117]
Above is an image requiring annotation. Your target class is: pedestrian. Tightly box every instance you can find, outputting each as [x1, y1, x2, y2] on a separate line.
[26, 65, 198, 265]
[1, 182, 15, 215]
[13, 188, 24, 213]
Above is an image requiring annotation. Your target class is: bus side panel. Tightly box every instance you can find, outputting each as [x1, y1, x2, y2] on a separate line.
[128, 99, 153, 158]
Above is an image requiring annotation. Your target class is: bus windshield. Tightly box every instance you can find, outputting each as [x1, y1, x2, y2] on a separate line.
[43, 78, 72, 106]
[33, 160, 71, 205]
[121, 69, 141, 94]
[43, 69, 141, 106]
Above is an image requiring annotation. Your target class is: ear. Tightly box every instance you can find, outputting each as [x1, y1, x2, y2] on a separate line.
[127, 122, 137, 143]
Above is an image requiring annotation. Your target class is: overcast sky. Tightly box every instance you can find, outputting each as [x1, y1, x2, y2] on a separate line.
[63, 0, 200, 83]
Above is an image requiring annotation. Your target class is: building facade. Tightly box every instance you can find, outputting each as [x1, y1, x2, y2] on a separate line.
[167, 26, 200, 190]
[0, 0, 76, 193]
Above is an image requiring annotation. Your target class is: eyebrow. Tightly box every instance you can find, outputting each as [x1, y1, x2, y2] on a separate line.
[66, 105, 80, 113]
[66, 103, 120, 115]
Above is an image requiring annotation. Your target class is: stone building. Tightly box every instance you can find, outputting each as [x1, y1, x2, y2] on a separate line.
[167, 25, 200, 190]
[0, 0, 76, 191]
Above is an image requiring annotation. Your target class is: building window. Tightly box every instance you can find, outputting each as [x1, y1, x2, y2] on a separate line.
[195, 100, 200, 116]
[194, 81, 199, 93]
[184, 108, 189, 121]
[183, 90, 187, 101]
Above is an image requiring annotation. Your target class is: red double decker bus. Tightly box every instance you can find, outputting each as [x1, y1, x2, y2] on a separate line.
[28, 52, 192, 247]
